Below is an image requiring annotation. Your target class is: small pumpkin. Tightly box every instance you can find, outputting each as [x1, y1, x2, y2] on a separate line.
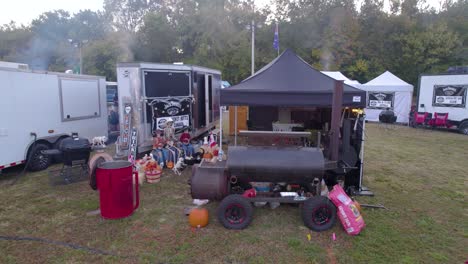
[203, 152, 213, 160]
[166, 161, 174, 169]
[188, 208, 209, 228]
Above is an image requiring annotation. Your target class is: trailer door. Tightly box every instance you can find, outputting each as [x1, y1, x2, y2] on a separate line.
[205, 74, 213, 125]
[197, 74, 206, 128]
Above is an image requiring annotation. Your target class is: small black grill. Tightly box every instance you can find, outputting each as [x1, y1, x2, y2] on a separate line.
[43, 135, 91, 185]
[379, 109, 397, 124]
[59, 137, 91, 166]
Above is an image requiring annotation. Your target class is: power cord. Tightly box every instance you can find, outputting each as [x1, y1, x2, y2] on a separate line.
[10, 132, 37, 185]
[0, 235, 126, 257]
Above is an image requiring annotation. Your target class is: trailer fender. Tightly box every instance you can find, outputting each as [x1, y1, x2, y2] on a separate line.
[23, 134, 69, 160]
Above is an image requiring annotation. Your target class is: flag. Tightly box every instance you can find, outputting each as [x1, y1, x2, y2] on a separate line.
[273, 23, 279, 52]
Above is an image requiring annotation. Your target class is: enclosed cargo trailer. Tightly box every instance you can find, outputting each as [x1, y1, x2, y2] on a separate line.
[0, 65, 108, 172]
[418, 73, 468, 134]
[116, 62, 221, 154]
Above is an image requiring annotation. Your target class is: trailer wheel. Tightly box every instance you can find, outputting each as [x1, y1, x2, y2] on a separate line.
[301, 196, 337, 232]
[27, 143, 51, 172]
[459, 121, 468, 135]
[217, 195, 253, 230]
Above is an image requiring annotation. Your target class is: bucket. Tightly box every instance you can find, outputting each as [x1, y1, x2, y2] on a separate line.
[146, 170, 162, 183]
[96, 161, 139, 219]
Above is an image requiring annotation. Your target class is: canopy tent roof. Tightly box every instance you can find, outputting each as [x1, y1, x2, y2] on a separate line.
[220, 49, 366, 107]
[360, 71, 413, 92]
[321, 71, 361, 87]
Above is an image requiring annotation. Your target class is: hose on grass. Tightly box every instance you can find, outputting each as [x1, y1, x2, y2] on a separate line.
[0, 235, 125, 258]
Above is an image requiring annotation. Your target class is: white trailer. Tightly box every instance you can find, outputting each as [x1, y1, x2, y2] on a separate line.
[0, 65, 108, 172]
[418, 73, 468, 134]
[116, 62, 221, 154]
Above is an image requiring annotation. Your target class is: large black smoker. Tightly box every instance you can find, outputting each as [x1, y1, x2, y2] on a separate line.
[190, 50, 369, 231]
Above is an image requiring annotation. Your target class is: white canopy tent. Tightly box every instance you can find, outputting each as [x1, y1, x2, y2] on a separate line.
[321, 71, 361, 88]
[359, 71, 414, 124]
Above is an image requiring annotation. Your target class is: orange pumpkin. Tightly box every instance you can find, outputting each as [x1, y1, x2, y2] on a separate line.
[166, 161, 174, 169]
[203, 152, 213, 160]
[188, 208, 209, 228]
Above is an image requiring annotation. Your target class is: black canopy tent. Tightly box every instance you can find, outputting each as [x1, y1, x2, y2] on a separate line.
[217, 50, 370, 195]
[220, 49, 366, 107]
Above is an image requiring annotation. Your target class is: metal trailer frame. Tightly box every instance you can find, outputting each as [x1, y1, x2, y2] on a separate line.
[0, 66, 108, 171]
[116, 62, 222, 154]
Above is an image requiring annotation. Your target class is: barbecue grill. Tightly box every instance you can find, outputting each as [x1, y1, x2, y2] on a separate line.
[43, 135, 91, 184]
[379, 109, 397, 124]
[59, 137, 91, 166]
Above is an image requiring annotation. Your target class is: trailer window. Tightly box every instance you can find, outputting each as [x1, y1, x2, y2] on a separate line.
[144, 71, 190, 97]
[60, 78, 101, 121]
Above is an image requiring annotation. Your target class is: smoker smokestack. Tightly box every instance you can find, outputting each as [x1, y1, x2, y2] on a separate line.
[329, 80, 343, 161]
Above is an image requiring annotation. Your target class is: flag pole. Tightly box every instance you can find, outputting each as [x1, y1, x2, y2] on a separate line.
[277, 22, 280, 56]
[251, 20, 255, 76]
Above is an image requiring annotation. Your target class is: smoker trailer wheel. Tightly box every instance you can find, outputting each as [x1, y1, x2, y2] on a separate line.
[217, 195, 253, 230]
[216, 194, 336, 231]
[301, 196, 337, 232]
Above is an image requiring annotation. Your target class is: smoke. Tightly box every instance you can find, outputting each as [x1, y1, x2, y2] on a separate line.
[320, 7, 347, 71]
[17, 36, 77, 72]
[117, 31, 135, 62]
[320, 49, 332, 71]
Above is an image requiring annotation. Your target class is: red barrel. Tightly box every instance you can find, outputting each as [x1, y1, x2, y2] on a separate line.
[96, 161, 139, 219]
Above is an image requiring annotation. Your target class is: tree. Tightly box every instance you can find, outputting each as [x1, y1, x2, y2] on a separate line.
[83, 35, 125, 81]
[393, 23, 461, 84]
[104, 0, 162, 32]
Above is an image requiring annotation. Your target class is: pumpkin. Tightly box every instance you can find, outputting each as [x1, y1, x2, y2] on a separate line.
[188, 208, 209, 228]
[203, 152, 213, 160]
[166, 161, 174, 169]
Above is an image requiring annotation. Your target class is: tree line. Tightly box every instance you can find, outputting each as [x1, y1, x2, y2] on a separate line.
[0, 0, 466, 88]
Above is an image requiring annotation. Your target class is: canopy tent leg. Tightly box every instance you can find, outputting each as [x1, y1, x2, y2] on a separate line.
[355, 117, 374, 196]
[219, 106, 223, 150]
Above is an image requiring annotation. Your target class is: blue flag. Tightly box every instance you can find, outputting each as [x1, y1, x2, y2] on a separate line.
[273, 23, 279, 52]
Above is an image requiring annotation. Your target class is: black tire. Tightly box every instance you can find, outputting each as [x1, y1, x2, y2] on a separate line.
[217, 194, 253, 230]
[459, 121, 468, 135]
[27, 143, 52, 171]
[301, 196, 337, 232]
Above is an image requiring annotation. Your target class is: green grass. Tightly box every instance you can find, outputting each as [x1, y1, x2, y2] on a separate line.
[0, 124, 467, 263]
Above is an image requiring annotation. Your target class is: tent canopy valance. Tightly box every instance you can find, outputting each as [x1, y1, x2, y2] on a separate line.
[220, 49, 366, 108]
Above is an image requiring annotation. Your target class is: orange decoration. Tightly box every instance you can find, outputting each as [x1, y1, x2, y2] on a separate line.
[188, 208, 209, 228]
[203, 152, 213, 160]
[166, 161, 174, 169]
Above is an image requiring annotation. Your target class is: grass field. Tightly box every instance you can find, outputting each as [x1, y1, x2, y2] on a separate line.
[0, 124, 467, 263]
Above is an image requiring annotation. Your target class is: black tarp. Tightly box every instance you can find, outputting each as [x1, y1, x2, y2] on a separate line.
[221, 49, 366, 107]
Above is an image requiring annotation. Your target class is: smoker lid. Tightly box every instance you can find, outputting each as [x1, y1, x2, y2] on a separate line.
[60, 137, 91, 150]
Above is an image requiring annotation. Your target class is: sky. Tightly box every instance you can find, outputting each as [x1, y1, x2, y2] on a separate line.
[0, 0, 444, 26]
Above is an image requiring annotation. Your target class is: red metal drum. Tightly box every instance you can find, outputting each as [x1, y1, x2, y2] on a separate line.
[96, 161, 139, 219]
